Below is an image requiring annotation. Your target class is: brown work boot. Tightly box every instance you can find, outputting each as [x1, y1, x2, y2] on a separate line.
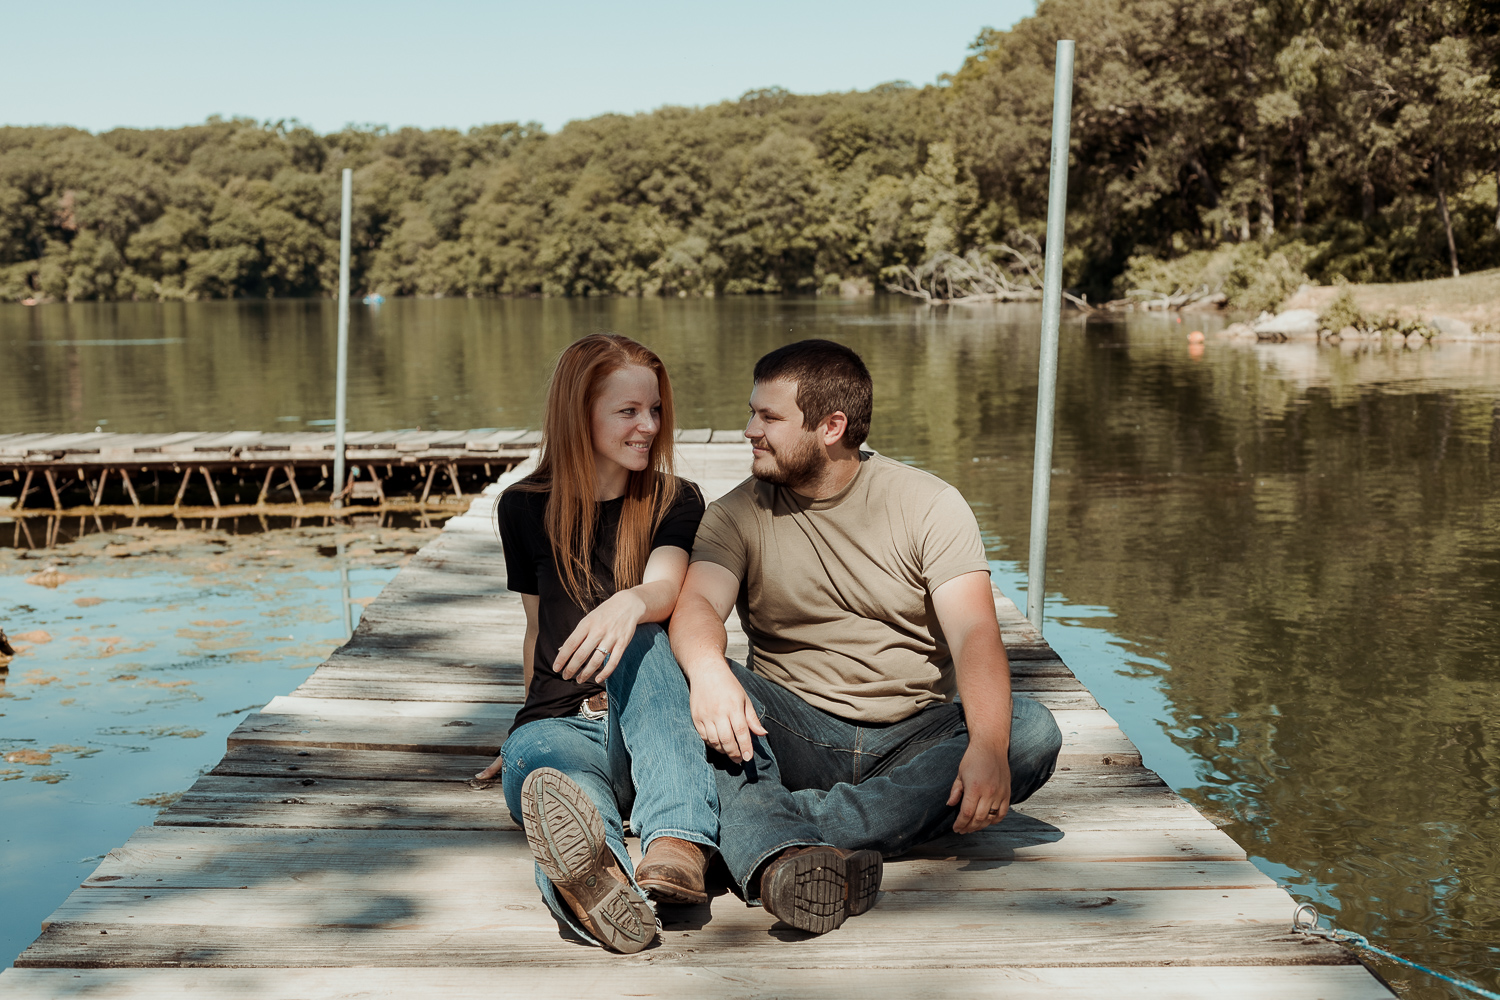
[760, 845, 883, 935]
[635, 837, 712, 905]
[520, 768, 657, 954]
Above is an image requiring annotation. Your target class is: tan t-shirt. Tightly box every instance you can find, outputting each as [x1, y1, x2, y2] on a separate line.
[690, 453, 990, 723]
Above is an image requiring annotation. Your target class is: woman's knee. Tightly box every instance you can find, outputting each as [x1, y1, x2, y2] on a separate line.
[607, 623, 679, 696]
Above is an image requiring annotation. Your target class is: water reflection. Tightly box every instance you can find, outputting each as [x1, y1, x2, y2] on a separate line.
[0, 519, 437, 967]
[3, 299, 1499, 994]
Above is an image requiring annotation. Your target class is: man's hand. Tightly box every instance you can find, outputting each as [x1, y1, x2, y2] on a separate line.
[947, 741, 1012, 834]
[688, 662, 767, 762]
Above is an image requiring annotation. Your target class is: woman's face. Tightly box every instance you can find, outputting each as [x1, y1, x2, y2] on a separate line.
[590, 364, 662, 477]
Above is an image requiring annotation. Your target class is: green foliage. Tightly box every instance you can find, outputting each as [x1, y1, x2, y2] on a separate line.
[947, 0, 1500, 300]
[1317, 284, 1439, 336]
[1119, 241, 1311, 313]
[3, 0, 1500, 302]
[1318, 286, 1370, 331]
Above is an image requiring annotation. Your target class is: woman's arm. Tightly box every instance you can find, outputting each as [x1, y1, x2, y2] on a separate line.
[474, 592, 540, 783]
[554, 544, 690, 684]
[520, 593, 538, 693]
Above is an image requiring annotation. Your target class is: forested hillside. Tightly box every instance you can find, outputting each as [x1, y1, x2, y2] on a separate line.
[2, 0, 1496, 303]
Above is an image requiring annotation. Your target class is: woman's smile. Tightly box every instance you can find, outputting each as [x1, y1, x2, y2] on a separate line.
[591, 364, 664, 496]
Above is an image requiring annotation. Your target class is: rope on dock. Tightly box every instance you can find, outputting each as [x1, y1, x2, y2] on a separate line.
[1292, 904, 1500, 999]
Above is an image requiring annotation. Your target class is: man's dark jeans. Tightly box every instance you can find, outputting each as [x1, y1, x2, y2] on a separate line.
[716, 661, 1063, 903]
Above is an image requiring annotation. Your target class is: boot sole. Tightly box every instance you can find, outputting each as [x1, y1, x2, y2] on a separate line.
[763, 848, 883, 934]
[636, 877, 709, 906]
[520, 767, 655, 954]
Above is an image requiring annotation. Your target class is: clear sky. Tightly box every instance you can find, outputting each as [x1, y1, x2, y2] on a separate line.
[3, 0, 1035, 135]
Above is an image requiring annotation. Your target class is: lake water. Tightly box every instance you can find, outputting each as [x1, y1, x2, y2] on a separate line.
[3, 298, 1499, 996]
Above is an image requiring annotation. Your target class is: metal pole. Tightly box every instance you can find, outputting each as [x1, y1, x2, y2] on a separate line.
[333, 168, 352, 509]
[337, 538, 354, 637]
[1026, 39, 1075, 634]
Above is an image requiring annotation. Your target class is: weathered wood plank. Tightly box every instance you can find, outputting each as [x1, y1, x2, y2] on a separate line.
[157, 769, 1205, 832]
[210, 745, 497, 782]
[83, 828, 1273, 893]
[0, 966, 1392, 999]
[37, 881, 1296, 936]
[290, 677, 529, 703]
[82, 822, 1256, 869]
[260, 695, 512, 719]
[155, 775, 515, 830]
[288, 674, 1083, 705]
[225, 708, 1138, 766]
[305, 659, 525, 685]
[15, 913, 1352, 971]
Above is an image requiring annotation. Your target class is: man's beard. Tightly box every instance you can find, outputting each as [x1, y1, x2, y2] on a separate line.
[751, 434, 826, 490]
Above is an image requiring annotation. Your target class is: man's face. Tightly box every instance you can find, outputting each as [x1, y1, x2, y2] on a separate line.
[746, 378, 827, 489]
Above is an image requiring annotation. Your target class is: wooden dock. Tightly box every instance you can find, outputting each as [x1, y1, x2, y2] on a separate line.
[0, 429, 549, 510]
[0, 441, 1392, 998]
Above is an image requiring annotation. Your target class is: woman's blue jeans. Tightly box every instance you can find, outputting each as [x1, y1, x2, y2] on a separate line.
[499, 623, 718, 945]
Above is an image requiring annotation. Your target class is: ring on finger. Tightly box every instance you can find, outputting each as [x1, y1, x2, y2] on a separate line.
[593, 647, 609, 658]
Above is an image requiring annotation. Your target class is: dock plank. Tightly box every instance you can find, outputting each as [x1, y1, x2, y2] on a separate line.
[15, 917, 1350, 971]
[0, 966, 1391, 999]
[224, 708, 1138, 766]
[82, 822, 1257, 866]
[78, 831, 1276, 893]
[156, 768, 1201, 832]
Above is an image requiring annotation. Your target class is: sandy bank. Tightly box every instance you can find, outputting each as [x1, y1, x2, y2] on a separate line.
[1280, 269, 1500, 331]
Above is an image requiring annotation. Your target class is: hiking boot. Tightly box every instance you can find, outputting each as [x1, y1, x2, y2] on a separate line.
[636, 836, 712, 905]
[760, 845, 883, 934]
[520, 767, 656, 954]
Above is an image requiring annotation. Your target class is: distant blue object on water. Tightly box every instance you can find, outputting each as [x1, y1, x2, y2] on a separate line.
[362, 294, 385, 306]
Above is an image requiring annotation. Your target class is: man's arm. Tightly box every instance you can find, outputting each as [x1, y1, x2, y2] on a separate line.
[931, 570, 1013, 834]
[668, 560, 767, 762]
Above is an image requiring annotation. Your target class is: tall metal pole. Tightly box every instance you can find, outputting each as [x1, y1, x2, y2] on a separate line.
[1026, 40, 1075, 634]
[332, 168, 352, 509]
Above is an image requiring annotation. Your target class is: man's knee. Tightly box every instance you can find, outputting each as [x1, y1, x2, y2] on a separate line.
[1009, 696, 1063, 803]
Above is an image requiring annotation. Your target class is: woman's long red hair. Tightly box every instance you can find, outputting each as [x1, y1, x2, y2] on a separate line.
[515, 334, 680, 608]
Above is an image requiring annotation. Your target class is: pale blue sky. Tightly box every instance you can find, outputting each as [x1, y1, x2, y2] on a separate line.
[3, 1, 1035, 135]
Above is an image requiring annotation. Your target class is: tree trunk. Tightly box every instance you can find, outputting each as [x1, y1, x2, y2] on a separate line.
[1257, 149, 1275, 239]
[1238, 202, 1252, 242]
[1360, 165, 1375, 221]
[1434, 151, 1460, 278]
[1293, 145, 1306, 226]
[1190, 155, 1219, 207]
[1493, 149, 1499, 234]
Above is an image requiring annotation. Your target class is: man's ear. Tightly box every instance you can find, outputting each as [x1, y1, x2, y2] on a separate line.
[821, 411, 849, 447]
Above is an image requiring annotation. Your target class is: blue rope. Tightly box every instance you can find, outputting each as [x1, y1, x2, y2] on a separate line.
[1292, 904, 1500, 1000]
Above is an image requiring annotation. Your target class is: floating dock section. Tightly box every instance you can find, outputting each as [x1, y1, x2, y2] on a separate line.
[0, 430, 546, 509]
[0, 439, 1391, 998]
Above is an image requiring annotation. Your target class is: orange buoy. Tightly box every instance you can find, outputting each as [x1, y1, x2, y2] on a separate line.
[1187, 330, 1205, 344]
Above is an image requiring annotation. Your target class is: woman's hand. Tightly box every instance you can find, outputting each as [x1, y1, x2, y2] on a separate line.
[555, 589, 648, 684]
[474, 753, 503, 782]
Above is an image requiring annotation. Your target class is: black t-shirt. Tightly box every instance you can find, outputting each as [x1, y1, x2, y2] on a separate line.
[498, 476, 704, 732]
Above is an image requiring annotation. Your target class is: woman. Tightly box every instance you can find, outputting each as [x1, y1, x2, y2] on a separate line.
[475, 334, 718, 955]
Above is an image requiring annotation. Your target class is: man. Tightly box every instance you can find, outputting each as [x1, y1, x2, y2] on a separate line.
[667, 339, 1063, 934]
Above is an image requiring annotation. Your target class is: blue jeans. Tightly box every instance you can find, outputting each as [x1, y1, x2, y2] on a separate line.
[714, 661, 1063, 902]
[500, 623, 718, 944]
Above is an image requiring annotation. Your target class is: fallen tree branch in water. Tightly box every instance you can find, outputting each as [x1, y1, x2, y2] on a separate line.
[1102, 287, 1227, 311]
[884, 240, 1097, 311]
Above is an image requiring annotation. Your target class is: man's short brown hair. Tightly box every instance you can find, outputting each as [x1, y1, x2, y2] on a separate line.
[753, 339, 872, 449]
